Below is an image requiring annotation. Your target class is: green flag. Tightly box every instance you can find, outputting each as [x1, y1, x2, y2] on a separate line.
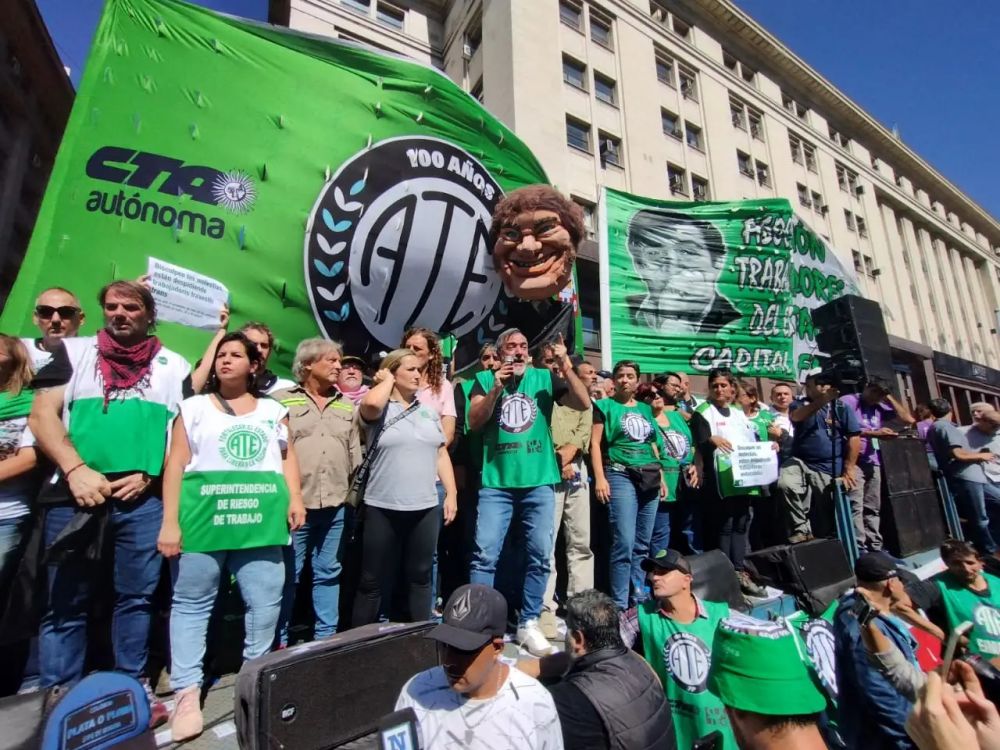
[1, 0, 551, 373]
[599, 187, 860, 381]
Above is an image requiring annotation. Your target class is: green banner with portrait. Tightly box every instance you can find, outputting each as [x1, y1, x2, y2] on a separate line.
[599, 187, 861, 381]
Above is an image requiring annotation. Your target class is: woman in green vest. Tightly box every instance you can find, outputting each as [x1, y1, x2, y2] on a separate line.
[591, 360, 666, 609]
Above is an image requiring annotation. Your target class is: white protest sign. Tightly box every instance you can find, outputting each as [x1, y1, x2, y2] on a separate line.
[147, 257, 228, 330]
[731, 442, 779, 488]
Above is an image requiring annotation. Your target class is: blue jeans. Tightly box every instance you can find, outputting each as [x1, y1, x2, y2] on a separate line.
[430, 482, 445, 609]
[278, 505, 346, 644]
[169, 546, 284, 690]
[0, 514, 30, 597]
[39, 497, 163, 688]
[470, 485, 555, 624]
[949, 478, 1000, 554]
[671, 482, 703, 555]
[649, 502, 671, 562]
[607, 471, 658, 609]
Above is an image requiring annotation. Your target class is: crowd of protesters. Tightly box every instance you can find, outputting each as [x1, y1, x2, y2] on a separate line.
[2, 197, 1000, 748]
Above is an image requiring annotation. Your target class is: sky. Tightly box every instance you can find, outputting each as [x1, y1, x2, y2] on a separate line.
[37, 0, 1000, 221]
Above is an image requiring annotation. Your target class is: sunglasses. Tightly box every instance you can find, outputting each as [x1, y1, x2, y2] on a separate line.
[35, 305, 81, 319]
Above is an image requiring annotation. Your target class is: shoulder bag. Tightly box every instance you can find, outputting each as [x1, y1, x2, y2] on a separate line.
[345, 400, 420, 508]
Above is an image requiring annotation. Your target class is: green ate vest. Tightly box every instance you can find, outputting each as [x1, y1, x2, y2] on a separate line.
[656, 410, 694, 502]
[594, 398, 662, 467]
[476, 367, 559, 489]
[937, 573, 1000, 658]
[638, 598, 737, 750]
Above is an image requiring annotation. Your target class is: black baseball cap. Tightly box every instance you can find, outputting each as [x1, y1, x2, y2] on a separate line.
[854, 552, 899, 583]
[341, 355, 366, 369]
[641, 548, 692, 575]
[597, 369, 613, 379]
[426, 584, 507, 651]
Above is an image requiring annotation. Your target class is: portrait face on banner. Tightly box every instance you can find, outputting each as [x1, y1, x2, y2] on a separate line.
[625, 209, 738, 336]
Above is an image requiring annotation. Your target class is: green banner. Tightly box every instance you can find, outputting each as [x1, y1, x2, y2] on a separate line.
[600, 188, 860, 381]
[1, 0, 554, 372]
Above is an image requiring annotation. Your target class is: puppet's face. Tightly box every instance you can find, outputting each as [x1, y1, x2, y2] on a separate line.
[493, 209, 575, 300]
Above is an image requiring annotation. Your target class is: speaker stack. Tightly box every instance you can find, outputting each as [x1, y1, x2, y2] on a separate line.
[810, 294, 896, 393]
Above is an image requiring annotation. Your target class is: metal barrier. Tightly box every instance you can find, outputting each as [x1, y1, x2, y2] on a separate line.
[833, 479, 859, 567]
[934, 472, 964, 541]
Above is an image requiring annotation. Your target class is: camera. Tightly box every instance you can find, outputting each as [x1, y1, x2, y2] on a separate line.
[813, 353, 866, 392]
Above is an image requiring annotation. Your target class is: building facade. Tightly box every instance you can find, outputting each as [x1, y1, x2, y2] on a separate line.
[0, 0, 73, 302]
[271, 0, 1000, 419]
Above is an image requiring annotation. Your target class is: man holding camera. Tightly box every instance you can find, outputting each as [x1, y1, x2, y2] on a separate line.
[840, 381, 914, 553]
[776, 370, 862, 545]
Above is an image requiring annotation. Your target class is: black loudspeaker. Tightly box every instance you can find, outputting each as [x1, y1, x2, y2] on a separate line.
[744, 538, 855, 616]
[235, 622, 438, 750]
[882, 488, 947, 557]
[879, 437, 946, 557]
[811, 295, 895, 388]
[686, 550, 746, 613]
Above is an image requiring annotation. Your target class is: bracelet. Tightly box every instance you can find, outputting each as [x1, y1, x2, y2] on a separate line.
[65, 462, 86, 478]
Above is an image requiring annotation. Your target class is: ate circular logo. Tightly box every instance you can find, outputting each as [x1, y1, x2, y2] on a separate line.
[802, 619, 838, 698]
[661, 429, 691, 460]
[305, 136, 505, 360]
[620, 411, 652, 442]
[975, 604, 1000, 637]
[664, 632, 711, 693]
[219, 424, 268, 469]
[498, 393, 537, 434]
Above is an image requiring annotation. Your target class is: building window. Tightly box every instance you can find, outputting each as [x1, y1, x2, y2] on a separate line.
[836, 164, 848, 191]
[789, 134, 803, 164]
[730, 97, 746, 130]
[685, 122, 702, 150]
[560, 0, 583, 31]
[376, 2, 405, 29]
[566, 116, 591, 153]
[857, 217, 868, 238]
[661, 108, 681, 139]
[679, 66, 697, 101]
[343, 0, 370, 14]
[599, 133, 622, 167]
[836, 162, 858, 192]
[692, 175, 709, 201]
[590, 8, 614, 48]
[755, 160, 770, 187]
[574, 198, 597, 239]
[748, 109, 764, 140]
[563, 56, 587, 90]
[737, 150, 753, 178]
[672, 15, 691, 39]
[655, 47, 674, 86]
[723, 49, 738, 72]
[811, 191, 824, 212]
[668, 163, 687, 195]
[863, 255, 876, 278]
[741, 65, 756, 84]
[852, 249, 863, 273]
[797, 183, 811, 208]
[804, 142, 817, 172]
[782, 91, 809, 121]
[844, 209, 856, 231]
[594, 72, 617, 105]
[470, 78, 483, 103]
[829, 126, 851, 150]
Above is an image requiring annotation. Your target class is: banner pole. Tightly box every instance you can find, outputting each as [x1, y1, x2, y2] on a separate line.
[597, 186, 612, 371]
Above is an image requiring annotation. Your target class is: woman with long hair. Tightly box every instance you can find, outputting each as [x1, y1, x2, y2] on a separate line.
[591, 360, 666, 609]
[402, 328, 457, 608]
[158, 332, 305, 741]
[690, 368, 773, 596]
[0, 335, 39, 610]
[352, 348, 457, 626]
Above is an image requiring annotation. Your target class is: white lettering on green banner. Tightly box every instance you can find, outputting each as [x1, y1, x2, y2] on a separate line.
[179, 470, 290, 552]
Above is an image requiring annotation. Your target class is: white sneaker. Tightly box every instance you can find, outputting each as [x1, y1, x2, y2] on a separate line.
[517, 619, 556, 657]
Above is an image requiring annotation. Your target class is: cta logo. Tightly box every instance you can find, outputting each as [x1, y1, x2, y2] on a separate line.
[304, 136, 509, 359]
[82, 146, 256, 241]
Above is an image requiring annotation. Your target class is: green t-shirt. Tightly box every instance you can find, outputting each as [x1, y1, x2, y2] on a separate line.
[656, 410, 694, 502]
[638, 598, 736, 750]
[937, 573, 1000, 658]
[472, 367, 560, 489]
[747, 408, 775, 435]
[593, 398, 662, 467]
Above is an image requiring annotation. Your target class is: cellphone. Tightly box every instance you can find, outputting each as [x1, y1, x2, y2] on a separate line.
[692, 731, 723, 750]
[503, 356, 515, 366]
[850, 596, 878, 628]
[942, 621, 974, 678]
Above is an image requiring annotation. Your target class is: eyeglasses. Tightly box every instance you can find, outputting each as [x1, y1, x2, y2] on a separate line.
[499, 218, 562, 245]
[35, 305, 81, 319]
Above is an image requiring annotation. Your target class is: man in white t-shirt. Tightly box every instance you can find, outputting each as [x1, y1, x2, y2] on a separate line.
[395, 584, 564, 749]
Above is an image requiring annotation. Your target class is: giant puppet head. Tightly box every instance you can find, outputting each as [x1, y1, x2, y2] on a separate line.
[489, 185, 582, 301]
